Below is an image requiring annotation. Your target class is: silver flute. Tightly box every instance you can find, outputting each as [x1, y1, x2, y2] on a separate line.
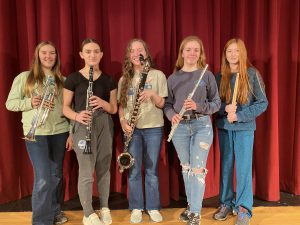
[167, 64, 208, 142]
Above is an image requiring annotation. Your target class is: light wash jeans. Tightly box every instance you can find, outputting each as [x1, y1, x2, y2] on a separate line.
[128, 127, 163, 210]
[218, 129, 254, 217]
[25, 132, 68, 225]
[172, 116, 213, 214]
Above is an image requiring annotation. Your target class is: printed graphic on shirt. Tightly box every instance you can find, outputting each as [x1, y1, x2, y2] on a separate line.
[144, 83, 152, 89]
[128, 87, 135, 96]
[128, 87, 135, 103]
[144, 77, 153, 89]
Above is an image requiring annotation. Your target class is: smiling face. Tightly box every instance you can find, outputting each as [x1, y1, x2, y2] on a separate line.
[129, 41, 147, 67]
[181, 40, 201, 68]
[38, 44, 57, 70]
[225, 42, 240, 66]
[79, 42, 103, 67]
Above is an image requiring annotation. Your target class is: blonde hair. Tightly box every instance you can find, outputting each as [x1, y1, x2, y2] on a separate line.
[119, 38, 154, 108]
[219, 38, 251, 104]
[24, 41, 63, 97]
[175, 36, 206, 71]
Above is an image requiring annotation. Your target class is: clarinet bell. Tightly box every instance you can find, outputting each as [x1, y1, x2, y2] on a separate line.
[83, 141, 92, 154]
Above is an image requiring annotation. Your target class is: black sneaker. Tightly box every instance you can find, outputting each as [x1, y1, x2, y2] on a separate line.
[54, 211, 68, 225]
[179, 205, 190, 222]
[187, 213, 200, 225]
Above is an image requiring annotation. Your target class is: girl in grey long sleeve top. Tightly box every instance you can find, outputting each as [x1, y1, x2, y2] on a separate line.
[164, 36, 220, 225]
[164, 68, 221, 120]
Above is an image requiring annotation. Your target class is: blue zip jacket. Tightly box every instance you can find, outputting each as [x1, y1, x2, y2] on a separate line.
[215, 67, 268, 131]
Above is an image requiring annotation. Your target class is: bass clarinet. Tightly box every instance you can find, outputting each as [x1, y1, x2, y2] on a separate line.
[84, 66, 94, 154]
[167, 64, 208, 142]
[117, 54, 150, 173]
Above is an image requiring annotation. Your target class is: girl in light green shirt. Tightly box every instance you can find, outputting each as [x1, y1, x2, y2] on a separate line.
[6, 41, 71, 225]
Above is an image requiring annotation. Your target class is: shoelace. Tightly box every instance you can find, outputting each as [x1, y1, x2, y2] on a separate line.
[238, 212, 246, 220]
[184, 209, 190, 214]
[190, 214, 200, 224]
[220, 205, 228, 213]
[102, 208, 110, 213]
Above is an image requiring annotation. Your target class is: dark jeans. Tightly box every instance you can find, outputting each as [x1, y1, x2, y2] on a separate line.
[128, 127, 163, 210]
[25, 132, 68, 225]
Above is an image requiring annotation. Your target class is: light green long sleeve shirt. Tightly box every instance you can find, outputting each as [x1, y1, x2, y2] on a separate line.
[6, 71, 70, 135]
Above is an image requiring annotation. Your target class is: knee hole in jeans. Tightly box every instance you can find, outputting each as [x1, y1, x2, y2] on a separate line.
[181, 164, 190, 173]
[191, 167, 208, 184]
[199, 142, 210, 150]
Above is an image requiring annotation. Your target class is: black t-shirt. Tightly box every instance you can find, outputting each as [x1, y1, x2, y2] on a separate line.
[64, 71, 117, 112]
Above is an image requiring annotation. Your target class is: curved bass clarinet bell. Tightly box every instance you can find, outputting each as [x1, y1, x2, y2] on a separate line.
[117, 152, 135, 173]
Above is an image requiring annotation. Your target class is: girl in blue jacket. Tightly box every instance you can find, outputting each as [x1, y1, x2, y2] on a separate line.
[214, 38, 268, 225]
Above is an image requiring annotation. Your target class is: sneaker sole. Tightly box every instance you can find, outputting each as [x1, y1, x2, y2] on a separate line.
[149, 217, 163, 223]
[130, 220, 143, 224]
[179, 216, 189, 222]
[213, 212, 234, 221]
[146, 212, 162, 223]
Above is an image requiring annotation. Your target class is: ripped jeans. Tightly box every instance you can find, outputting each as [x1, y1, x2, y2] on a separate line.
[172, 115, 213, 214]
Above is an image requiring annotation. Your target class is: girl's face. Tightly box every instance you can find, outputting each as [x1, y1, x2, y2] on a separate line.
[80, 42, 103, 66]
[129, 41, 147, 67]
[39, 44, 57, 70]
[226, 42, 240, 65]
[181, 40, 200, 67]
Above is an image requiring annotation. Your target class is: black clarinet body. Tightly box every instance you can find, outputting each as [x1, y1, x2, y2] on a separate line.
[84, 66, 94, 154]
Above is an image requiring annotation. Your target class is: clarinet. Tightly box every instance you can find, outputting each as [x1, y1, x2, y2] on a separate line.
[84, 66, 94, 154]
[167, 64, 208, 142]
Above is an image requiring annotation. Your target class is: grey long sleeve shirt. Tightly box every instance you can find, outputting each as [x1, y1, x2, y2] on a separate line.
[164, 68, 221, 121]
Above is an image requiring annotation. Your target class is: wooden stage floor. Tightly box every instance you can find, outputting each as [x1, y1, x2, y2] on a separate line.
[1, 207, 300, 225]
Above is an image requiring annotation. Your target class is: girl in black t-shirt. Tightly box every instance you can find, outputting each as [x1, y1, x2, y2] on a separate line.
[63, 38, 117, 225]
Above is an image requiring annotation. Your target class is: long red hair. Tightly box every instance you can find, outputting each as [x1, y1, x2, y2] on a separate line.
[219, 38, 252, 104]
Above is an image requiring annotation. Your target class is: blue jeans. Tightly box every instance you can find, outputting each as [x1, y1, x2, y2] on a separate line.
[25, 132, 68, 225]
[172, 116, 213, 214]
[218, 129, 254, 217]
[128, 127, 163, 210]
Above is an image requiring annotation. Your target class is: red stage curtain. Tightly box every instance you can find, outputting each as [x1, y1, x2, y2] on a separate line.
[0, 0, 299, 205]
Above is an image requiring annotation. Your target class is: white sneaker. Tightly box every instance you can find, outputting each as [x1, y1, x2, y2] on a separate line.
[148, 210, 163, 222]
[99, 207, 112, 225]
[83, 213, 104, 225]
[130, 209, 143, 223]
